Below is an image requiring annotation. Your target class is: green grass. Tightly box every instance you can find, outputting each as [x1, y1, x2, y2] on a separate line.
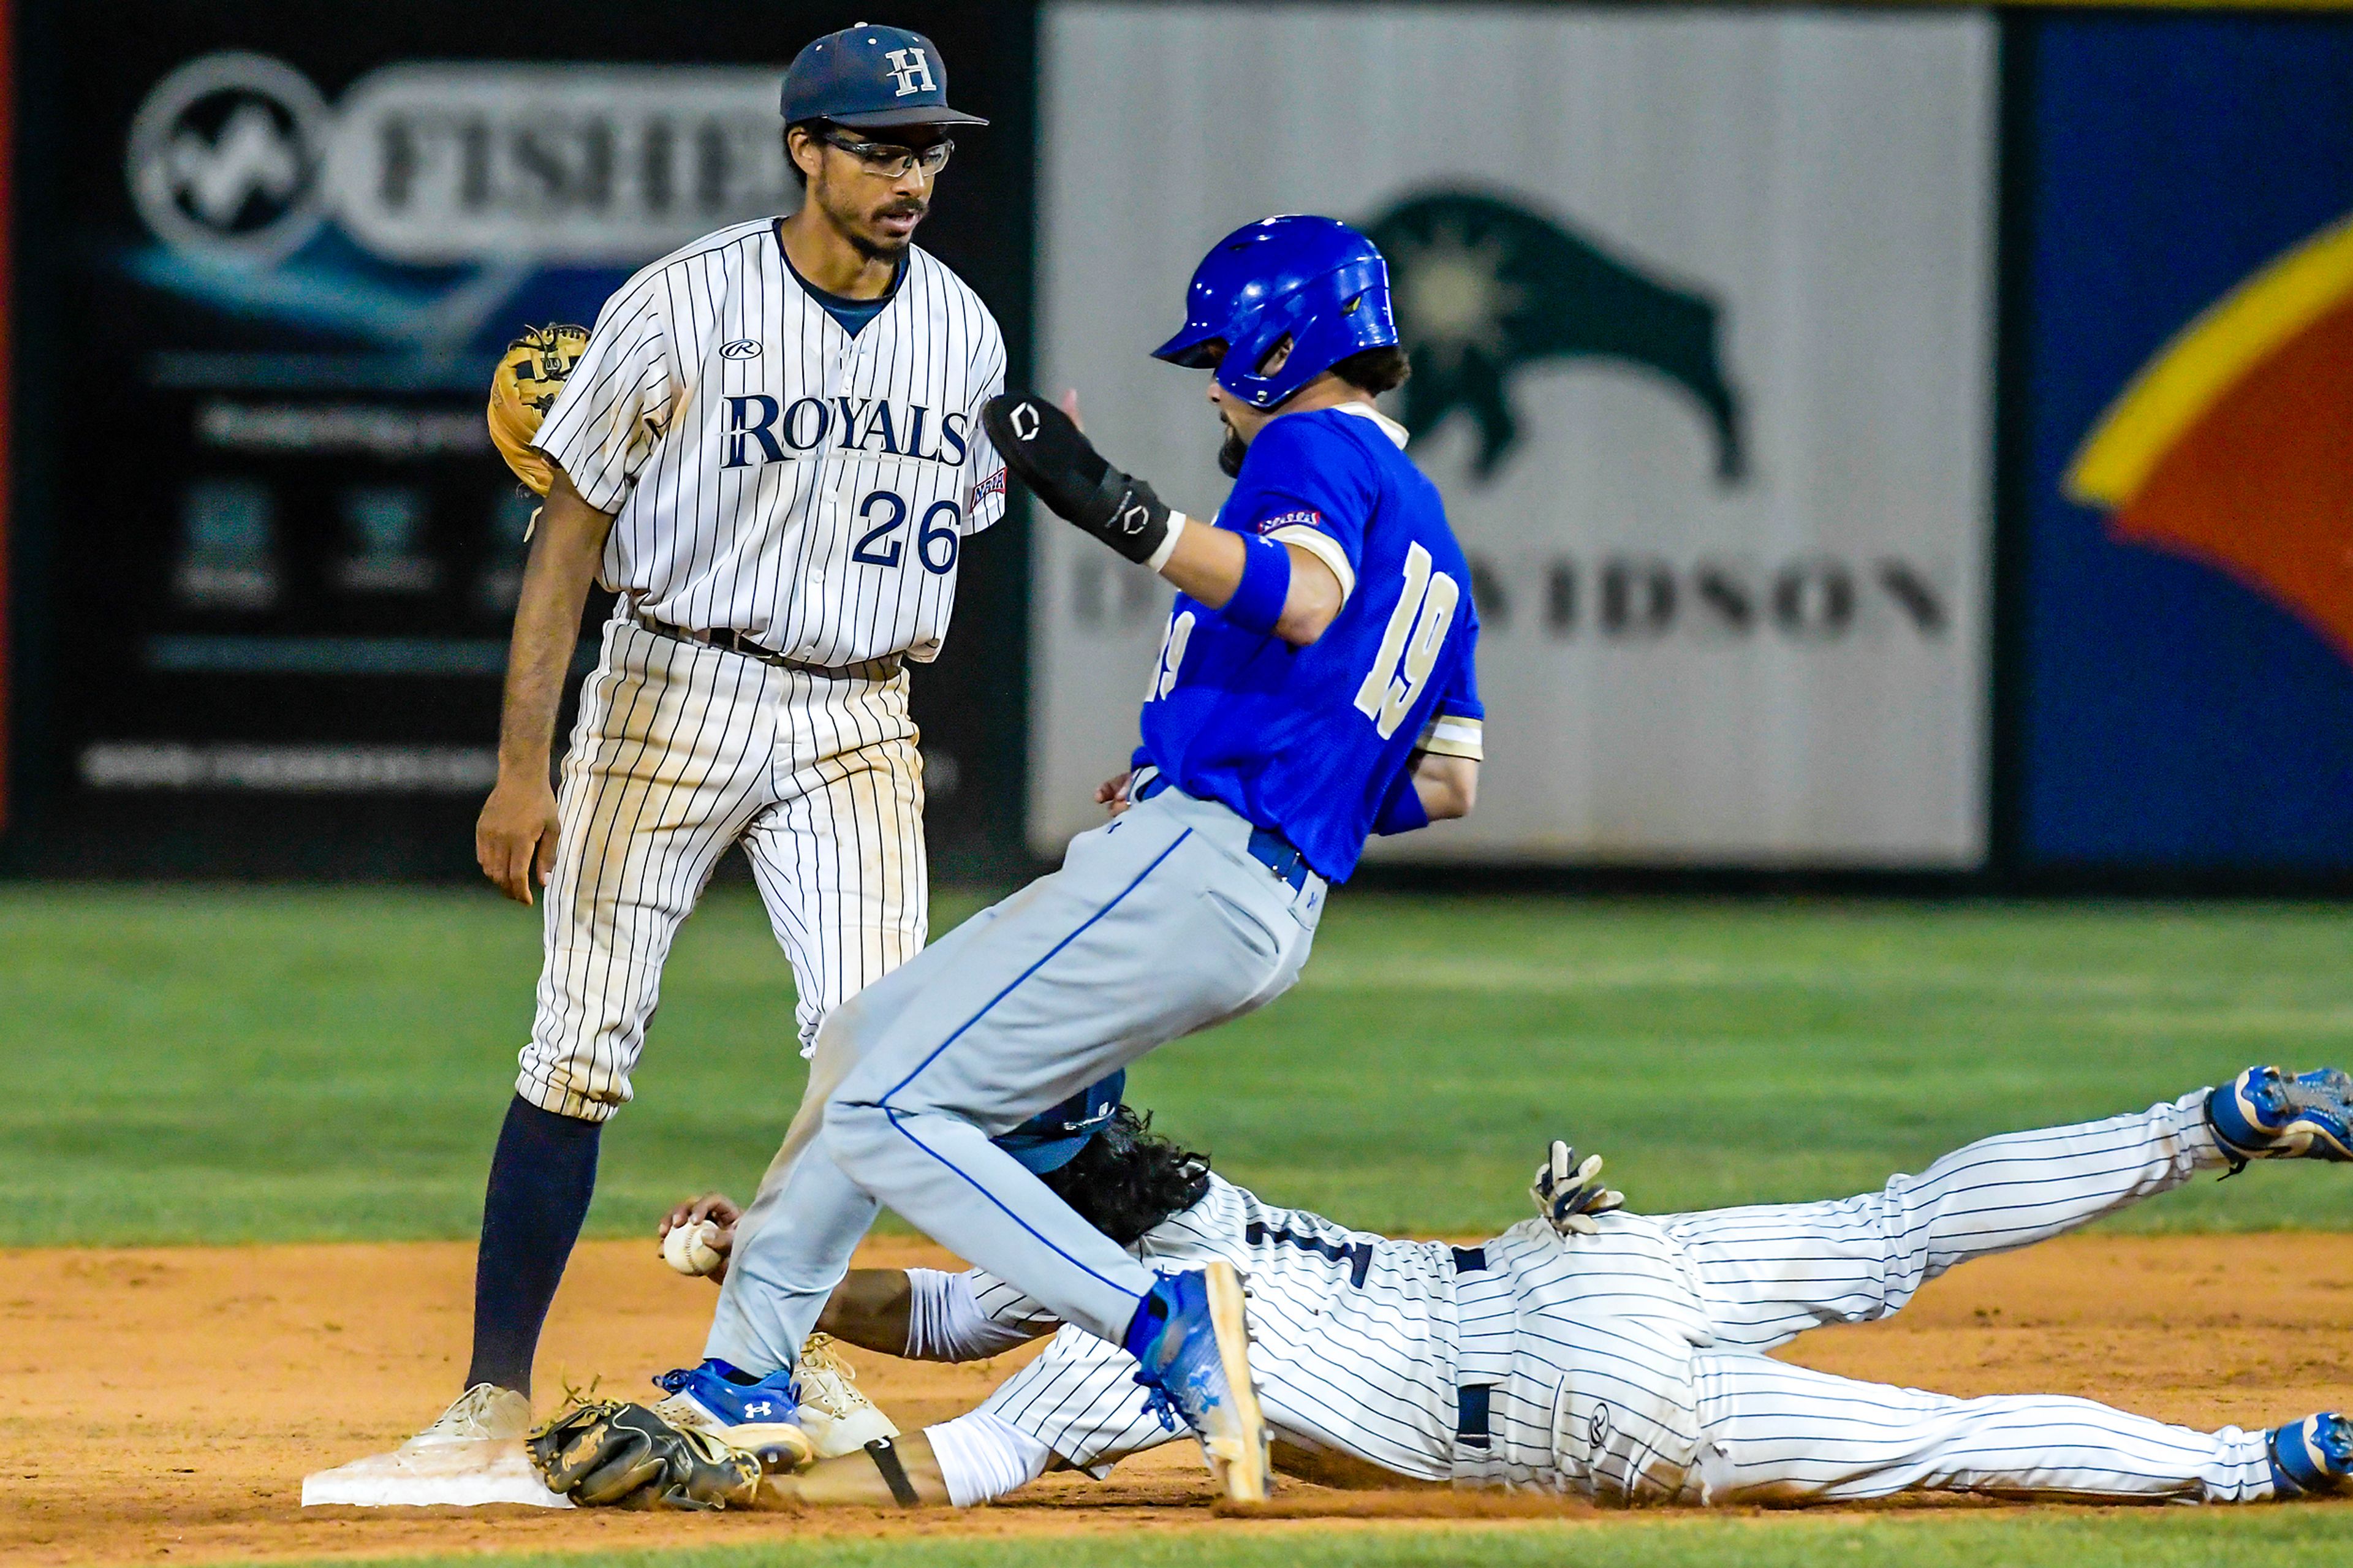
[249, 1507, 2353, 1568]
[2, 887, 2349, 1247]
[13, 888, 2353, 1566]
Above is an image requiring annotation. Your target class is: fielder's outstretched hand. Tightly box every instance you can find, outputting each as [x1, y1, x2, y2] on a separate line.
[1531, 1140, 1625, 1237]
[982, 392, 1175, 565]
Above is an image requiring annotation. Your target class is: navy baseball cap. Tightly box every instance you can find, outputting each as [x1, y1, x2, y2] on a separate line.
[781, 23, 988, 130]
[993, 1071, 1125, 1176]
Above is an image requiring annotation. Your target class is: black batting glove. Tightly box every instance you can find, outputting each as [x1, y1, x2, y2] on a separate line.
[983, 393, 1173, 566]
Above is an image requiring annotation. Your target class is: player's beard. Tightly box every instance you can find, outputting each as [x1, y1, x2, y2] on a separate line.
[1217, 422, 1248, 478]
[814, 175, 925, 260]
[858, 197, 928, 257]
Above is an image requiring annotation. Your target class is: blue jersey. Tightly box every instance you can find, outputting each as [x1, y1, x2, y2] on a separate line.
[1134, 404, 1483, 881]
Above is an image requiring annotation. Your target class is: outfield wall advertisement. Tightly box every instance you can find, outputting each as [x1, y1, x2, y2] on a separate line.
[16, 2, 1033, 876]
[2016, 16, 2353, 870]
[1030, 3, 1996, 868]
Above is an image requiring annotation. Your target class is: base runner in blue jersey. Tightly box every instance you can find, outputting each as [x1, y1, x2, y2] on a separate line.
[683, 217, 1484, 1499]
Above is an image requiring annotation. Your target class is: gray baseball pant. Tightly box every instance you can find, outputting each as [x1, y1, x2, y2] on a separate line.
[705, 784, 1325, 1369]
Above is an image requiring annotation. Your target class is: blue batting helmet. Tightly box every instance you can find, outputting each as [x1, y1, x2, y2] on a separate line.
[1151, 215, 1398, 409]
[993, 1070, 1126, 1175]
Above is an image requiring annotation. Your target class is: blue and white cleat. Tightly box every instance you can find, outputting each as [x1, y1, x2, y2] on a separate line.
[2208, 1066, 2353, 1167]
[1123, 1262, 1269, 1502]
[2268, 1413, 2353, 1496]
[650, 1358, 814, 1472]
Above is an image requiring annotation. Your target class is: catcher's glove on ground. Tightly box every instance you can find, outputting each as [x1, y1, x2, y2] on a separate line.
[487, 324, 590, 497]
[982, 393, 1175, 565]
[1531, 1140, 1626, 1237]
[526, 1398, 763, 1510]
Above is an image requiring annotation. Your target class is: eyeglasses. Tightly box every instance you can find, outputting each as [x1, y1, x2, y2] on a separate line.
[818, 131, 953, 180]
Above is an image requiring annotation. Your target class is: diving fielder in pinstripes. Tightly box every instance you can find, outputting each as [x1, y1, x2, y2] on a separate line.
[548, 1065, 2353, 1510]
[417, 25, 1007, 1455]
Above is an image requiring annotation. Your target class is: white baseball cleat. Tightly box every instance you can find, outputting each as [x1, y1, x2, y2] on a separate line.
[404, 1383, 533, 1447]
[301, 1384, 566, 1508]
[790, 1335, 902, 1458]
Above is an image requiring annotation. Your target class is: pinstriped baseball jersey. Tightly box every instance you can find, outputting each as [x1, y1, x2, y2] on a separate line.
[948, 1096, 2283, 1505]
[966, 1173, 1464, 1479]
[535, 218, 1007, 666]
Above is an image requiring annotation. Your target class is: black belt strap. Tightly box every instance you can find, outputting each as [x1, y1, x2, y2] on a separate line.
[634, 612, 903, 681]
[863, 1436, 921, 1507]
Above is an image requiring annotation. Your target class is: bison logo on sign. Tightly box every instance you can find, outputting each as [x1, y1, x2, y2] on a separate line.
[1364, 191, 1746, 487]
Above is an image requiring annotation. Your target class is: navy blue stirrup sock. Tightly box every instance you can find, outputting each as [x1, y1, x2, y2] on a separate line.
[464, 1096, 602, 1396]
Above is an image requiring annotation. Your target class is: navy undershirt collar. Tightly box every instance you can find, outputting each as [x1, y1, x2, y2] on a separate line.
[776, 220, 904, 338]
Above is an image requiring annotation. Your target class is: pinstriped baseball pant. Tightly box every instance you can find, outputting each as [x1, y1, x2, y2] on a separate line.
[1673, 1091, 2277, 1503]
[1460, 1093, 2279, 1504]
[515, 616, 928, 1122]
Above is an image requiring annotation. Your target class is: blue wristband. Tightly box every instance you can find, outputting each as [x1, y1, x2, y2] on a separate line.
[1371, 767, 1430, 836]
[1221, 535, 1292, 636]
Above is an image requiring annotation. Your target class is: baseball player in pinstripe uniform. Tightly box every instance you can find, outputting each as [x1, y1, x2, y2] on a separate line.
[585, 1064, 2353, 1510]
[408, 25, 1007, 1462]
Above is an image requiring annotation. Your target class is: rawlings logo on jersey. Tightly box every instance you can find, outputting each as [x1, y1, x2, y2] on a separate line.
[1254, 507, 1323, 536]
[719, 339, 761, 360]
[721, 394, 974, 470]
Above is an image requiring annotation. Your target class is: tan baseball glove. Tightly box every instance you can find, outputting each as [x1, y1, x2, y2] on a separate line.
[525, 1398, 763, 1510]
[486, 324, 590, 496]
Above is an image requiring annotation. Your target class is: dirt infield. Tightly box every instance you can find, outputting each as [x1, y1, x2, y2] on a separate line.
[4, 1233, 2349, 1566]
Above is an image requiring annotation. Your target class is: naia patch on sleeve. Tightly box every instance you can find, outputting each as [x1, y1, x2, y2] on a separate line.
[1254, 507, 1323, 535]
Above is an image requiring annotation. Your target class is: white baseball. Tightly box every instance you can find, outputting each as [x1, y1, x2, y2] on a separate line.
[662, 1219, 726, 1277]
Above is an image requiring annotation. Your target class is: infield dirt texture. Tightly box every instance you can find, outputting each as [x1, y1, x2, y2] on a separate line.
[4, 888, 2352, 1565]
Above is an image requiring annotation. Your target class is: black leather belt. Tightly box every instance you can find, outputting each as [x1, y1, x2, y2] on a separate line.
[633, 612, 903, 681]
[1131, 770, 1314, 893]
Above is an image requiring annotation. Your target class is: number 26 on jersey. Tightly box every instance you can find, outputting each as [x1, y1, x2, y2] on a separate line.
[850, 489, 960, 574]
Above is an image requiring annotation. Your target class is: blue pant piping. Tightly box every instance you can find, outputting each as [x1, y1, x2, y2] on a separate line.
[882, 1108, 1143, 1300]
[874, 826, 1194, 1105]
[849, 824, 1196, 1305]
